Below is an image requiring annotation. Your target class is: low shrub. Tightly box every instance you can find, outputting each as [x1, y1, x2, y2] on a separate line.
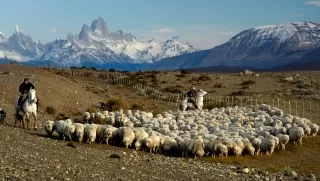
[104, 98, 125, 111]
[240, 80, 256, 86]
[163, 86, 183, 94]
[46, 106, 57, 115]
[131, 103, 144, 110]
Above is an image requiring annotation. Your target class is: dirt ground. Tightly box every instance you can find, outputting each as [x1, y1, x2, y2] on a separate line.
[0, 64, 319, 180]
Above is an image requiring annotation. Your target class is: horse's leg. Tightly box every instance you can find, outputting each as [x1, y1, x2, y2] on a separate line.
[33, 111, 38, 130]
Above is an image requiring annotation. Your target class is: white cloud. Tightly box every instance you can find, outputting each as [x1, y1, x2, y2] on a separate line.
[305, 0, 320, 7]
[47, 29, 57, 33]
[150, 28, 174, 33]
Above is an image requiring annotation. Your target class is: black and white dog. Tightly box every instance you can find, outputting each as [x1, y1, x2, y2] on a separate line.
[0, 109, 6, 124]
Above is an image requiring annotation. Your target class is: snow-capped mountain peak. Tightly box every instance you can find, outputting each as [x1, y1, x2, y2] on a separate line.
[36, 16, 197, 65]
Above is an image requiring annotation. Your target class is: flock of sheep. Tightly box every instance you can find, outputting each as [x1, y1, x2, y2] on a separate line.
[43, 104, 320, 158]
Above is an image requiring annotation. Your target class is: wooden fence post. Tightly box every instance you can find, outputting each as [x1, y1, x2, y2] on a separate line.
[289, 101, 291, 115]
[303, 100, 305, 118]
[295, 101, 298, 117]
[310, 102, 312, 120]
[277, 98, 280, 109]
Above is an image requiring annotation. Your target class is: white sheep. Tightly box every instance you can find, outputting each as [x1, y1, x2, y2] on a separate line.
[105, 126, 118, 145]
[144, 134, 161, 154]
[306, 122, 319, 137]
[73, 123, 85, 143]
[53, 120, 71, 140]
[185, 139, 205, 158]
[64, 124, 75, 141]
[85, 124, 98, 144]
[216, 142, 228, 157]
[298, 123, 311, 139]
[96, 125, 108, 144]
[119, 127, 135, 149]
[289, 127, 304, 146]
[133, 128, 149, 150]
[82, 112, 91, 123]
[44, 120, 55, 136]
[276, 134, 290, 151]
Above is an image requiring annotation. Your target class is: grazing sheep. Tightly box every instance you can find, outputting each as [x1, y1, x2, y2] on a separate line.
[160, 136, 178, 155]
[260, 137, 276, 155]
[53, 120, 71, 140]
[216, 142, 228, 157]
[119, 127, 135, 149]
[144, 135, 161, 154]
[306, 122, 319, 137]
[64, 124, 76, 141]
[251, 137, 262, 155]
[96, 125, 108, 144]
[85, 124, 98, 144]
[289, 127, 304, 146]
[298, 123, 311, 139]
[276, 134, 290, 151]
[186, 139, 205, 158]
[105, 126, 118, 145]
[73, 123, 85, 143]
[44, 120, 55, 137]
[133, 128, 149, 150]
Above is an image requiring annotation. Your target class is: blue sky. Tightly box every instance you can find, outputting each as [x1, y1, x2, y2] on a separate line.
[0, 0, 319, 49]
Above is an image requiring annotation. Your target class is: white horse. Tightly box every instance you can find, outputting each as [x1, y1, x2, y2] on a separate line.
[14, 89, 38, 130]
[180, 89, 208, 111]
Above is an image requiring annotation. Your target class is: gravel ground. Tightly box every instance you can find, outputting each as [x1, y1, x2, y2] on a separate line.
[1, 125, 317, 181]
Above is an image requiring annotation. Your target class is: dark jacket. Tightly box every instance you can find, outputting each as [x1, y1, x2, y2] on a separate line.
[19, 82, 35, 94]
[187, 89, 197, 97]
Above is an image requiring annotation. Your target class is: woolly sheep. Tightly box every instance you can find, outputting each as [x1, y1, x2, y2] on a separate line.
[85, 124, 98, 144]
[306, 122, 319, 137]
[53, 120, 71, 140]
[82, 112, 91, 123]
[160, 136, 178, 155]
[185, 139, 205, 158]
[144, 134, 161, 154]
[105, 126, 118, 145]
[44, 120, 55, 136]
[216, 142, 228, 157]
[73, 123, 85, 143]
[96, 125, 109, 144]
[260, 137, 276, 155]
[276, 134, 290, 151]
[64, 124, 75, 141]
[119, 127, 135, 149]
[298, 123, 311, 139]
[133, 128, 149, 150]
[289, 127, 304, 146]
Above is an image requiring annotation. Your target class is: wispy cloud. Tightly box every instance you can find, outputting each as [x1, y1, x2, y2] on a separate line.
[47, 28, 57, 33]
[305, 0, 320, 7]
[150, 28, 174, 33]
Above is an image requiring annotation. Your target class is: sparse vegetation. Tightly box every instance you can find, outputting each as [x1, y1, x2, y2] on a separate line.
[109, 68, 116, 72]
[46, 106, 57, 115]
[180, 69, 191, 74]
[213, 83, 227, 88]
[104, 98, 125, 111]
[240, 80, 256, 86]
[131, 103, 144, 110]
[55, 113, 69, 121]
[86, 107, 98, 113]
[163, 86, 183, 94]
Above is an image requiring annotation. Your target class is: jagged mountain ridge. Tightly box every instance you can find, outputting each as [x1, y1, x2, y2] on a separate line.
[0, 16, 197, 66]
[0, 25, 43, 61]
[149, 21, 320, 70]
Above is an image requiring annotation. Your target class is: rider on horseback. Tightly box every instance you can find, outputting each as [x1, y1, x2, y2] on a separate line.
[17, 78, 35, 115]
[186, 87, 198, 109]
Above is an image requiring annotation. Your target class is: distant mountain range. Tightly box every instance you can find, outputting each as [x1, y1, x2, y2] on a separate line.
[148, 21, 320, 70]
[0, 19, 319, 71]
[0, 17, 196, 66]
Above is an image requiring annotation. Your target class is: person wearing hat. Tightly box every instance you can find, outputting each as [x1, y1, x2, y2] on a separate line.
[18, 78, 35, 110]
[186, 87, 198, 109]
